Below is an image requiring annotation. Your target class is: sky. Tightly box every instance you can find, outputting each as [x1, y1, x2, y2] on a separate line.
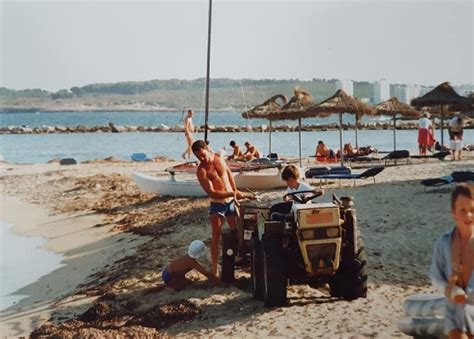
[1, 0, 472, 91]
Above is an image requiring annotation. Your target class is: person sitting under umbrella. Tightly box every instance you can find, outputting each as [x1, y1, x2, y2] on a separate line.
[243, 141, 262, 161]
[343, 143, 359, 157]
[315, 140, 336, 158]
[227, 140, 244, 160]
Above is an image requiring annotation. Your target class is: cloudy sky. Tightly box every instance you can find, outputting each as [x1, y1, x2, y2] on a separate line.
[1, 0, 472, 91]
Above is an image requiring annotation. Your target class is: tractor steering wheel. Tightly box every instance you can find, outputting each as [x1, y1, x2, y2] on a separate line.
[283, 189, 324, 204]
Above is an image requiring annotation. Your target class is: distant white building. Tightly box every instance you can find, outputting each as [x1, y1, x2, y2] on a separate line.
[373, 79, 390, 103]
[407, 84, 422, 101]
[394, 85, 410, 104]
[336, 79, 354, 96]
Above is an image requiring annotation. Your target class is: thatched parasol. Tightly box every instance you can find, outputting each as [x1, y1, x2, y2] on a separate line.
[266, 87, 317, 166]
[242, 94, 288, 155]
[306, 89, 376, 166]
[411, 82, 469, 146]
[242, 87, 317, 166]
[375, 97, 421, 151]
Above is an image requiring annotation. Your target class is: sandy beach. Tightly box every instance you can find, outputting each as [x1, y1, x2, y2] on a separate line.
[0, 155, 473, 337]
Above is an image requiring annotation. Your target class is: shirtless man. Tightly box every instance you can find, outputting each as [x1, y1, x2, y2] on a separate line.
[243, 141, 262, 161]
[181, 109, 194, 160]
[227, 140, 244, 160]
[192, 140, 248, 275]
[316, 140, 336, 158]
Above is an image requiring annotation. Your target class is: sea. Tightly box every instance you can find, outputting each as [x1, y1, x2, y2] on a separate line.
[0, 220, 64, 311]
[0, 111, 472, 163]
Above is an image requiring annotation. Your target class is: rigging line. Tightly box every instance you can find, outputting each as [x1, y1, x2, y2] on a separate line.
[240, 79, 252, 128]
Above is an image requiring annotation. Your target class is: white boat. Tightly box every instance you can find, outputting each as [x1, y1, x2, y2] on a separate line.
[132, 172, 206, 197]
[233, 169, 286, 190]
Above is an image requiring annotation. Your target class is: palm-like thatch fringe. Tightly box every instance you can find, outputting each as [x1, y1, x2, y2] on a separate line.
[241, 94, 288, 119]
[374, 97, 421, 118]
[306, 89, 376, 116]
[411, 82, 469, 108]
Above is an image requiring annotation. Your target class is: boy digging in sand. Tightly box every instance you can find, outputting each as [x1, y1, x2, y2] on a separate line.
[150, 240, 223, 293]
[430, 183, 474, 338]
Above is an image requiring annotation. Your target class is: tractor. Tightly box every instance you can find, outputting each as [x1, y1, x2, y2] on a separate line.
[221, 190, 367, 307]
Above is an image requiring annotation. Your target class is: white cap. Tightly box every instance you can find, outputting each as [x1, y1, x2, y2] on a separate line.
[188, 240, 207, 259]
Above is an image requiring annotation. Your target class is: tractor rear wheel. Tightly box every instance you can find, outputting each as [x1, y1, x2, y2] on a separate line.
[329, 235, 368, 300]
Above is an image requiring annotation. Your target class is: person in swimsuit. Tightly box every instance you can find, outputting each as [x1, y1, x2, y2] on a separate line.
[227, 140, 244, 160]
[192, 140, 250, 275]
[181, 109, 195, 160]
[430, 184, 474, 338]
[243, 141, 262, 161]
[160, 240, 222, 290]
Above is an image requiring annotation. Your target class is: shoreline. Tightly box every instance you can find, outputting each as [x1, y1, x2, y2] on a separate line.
[0, 193, 148, 337]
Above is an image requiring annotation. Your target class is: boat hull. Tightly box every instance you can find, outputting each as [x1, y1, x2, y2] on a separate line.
[132, 172, 206, 197]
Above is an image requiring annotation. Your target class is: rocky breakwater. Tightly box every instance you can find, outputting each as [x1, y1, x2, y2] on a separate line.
[1, 121, 471, 135]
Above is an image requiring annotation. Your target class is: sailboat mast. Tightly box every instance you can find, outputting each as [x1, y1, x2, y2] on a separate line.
[204, 0, 213, 143]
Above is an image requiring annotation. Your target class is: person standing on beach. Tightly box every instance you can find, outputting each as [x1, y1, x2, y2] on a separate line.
[430, 184, 474, 338]
[181, 109, 195, 160]
[192, 140, 249, 276]
[418, 112, 435, 155]
[449, 116, 465, 161]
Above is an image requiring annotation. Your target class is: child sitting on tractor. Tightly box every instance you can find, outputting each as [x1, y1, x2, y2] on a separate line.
[270, 165, 322, 221]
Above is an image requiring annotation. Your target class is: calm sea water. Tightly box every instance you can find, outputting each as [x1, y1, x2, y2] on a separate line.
[0, 221, 64, 311]
[0, 111, 387, 128]
[1, 130, 472, 164]
[0, 111, 471, 164]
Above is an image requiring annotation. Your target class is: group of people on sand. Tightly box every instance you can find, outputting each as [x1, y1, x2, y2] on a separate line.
[180, 109, 263, 162]
[418, 112, 467, 161]
[227, 140, 262, 161]
[314, 140, 374, 159]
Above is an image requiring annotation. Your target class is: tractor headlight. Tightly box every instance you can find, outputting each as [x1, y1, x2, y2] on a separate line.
[301, 230, 314, 240]
[326, 227, 340, 238]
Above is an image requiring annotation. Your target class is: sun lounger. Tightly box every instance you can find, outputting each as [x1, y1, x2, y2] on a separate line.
[310, 166, 385, 186]
[305, 166, 351, 178]
[421, 170, 474, 191]
[410, 151, 450, 161]
[131, 153, 152, 162]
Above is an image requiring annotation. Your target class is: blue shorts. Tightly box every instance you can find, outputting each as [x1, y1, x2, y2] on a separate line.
[209, 200, 236, 218]
[162, 267, 171, 285]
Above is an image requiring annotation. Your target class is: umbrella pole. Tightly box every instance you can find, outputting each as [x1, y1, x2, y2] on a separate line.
[440, 105, 444, 147]
[269, 119, 272, 155]
[298, 118, 302, 167]
[355, 123, 359, 150]
[339, 112, 344, 167]
[393, 116, 397, 151]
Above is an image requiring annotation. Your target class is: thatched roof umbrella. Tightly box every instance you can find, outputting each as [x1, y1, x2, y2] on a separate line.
[306, 89, 376, 167]
[242, 94, 288, 155]
[375, 97, 421, 151]
[411, 82, 469, 146]
[266, 87, 316, 166]
[242, 88, 316, 166]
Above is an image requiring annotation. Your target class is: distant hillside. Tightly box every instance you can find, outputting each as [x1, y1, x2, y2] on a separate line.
[0, 78, 452, 112]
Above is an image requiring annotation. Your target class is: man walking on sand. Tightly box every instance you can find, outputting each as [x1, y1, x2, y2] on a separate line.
[192, 140, 248, 276]
[182, 109, 194, 160]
